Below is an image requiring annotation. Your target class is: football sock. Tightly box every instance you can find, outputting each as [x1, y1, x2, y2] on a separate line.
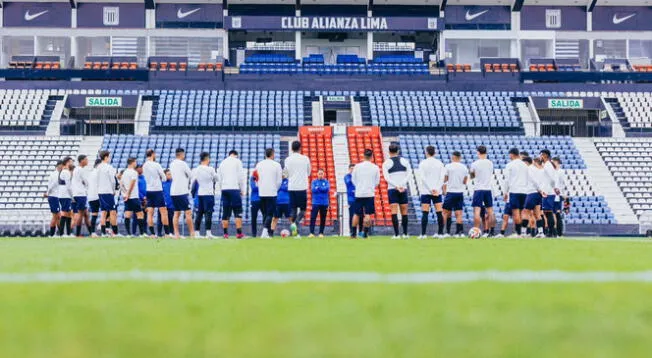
[90, 215, 97, 232]
[401, 215, 408, 235]
[64, 217, 71, 235]
[205, 213, 212, 232]
[500, 230, 506, 235]
[223, 227, 228, 235]
[75, 225, 81, 237]
[101, 225, 107, 235]
[149, 226, 155, 235]
[522, 219, 529, 231]
[446, 218, 452, 234]
[421, 211, 429, 235]
[236, 228, 242, 235]
[124, 218, 132, 235]
[49, 226, 56, 236]
[515, 223, 522, 235]
[555, 213, 564, 236]
[456, 223, 463, 235]
[436, 212, 444, 235]
[351, 226, 357, 238]
[111, 225, 118, 235]
[58, 217, 65, 236]
[164, 225, 171, 235]
[138, 219, 146, 235]
[391, 214, 399, 236]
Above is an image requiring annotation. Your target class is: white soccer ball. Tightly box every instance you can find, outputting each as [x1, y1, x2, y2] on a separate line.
[280, 229, 290, 238]
[468, 227, 482, 239]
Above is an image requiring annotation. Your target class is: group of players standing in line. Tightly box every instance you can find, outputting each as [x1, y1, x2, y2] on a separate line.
[43, 139, 567, 239]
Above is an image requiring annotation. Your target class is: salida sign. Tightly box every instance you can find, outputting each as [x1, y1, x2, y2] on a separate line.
[85, 96, 123, 107]
[548, 99, 584, 109]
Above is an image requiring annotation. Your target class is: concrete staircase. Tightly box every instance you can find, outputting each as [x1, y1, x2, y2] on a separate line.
[332, 132, 351, 235]
[45, 94, 67, 136]
[77, 136, 104, 160]
[573, 137, 638, 225]
[135, 97, 152, 136]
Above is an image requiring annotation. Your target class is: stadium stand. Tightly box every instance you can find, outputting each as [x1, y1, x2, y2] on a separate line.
[368, 92, 522, 131]
[605, 93, 652, 132]
[299, 127, 338, 225]
[0, 89, 51, 129]
[400, 135, 615, 225]
[594, 138, 652, 217]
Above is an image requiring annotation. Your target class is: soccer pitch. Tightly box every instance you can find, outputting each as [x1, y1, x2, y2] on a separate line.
[1, 237, 652, 358]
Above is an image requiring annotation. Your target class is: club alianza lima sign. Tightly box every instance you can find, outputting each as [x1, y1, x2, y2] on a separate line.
[85, 97, 122, 107]
[282, 16, 389, 30]
[548, 99, 583, 109]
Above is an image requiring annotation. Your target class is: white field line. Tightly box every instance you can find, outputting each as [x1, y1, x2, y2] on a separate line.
[2, 270, 652, 284]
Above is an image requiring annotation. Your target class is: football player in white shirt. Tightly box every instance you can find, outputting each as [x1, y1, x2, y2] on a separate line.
[552, 157, 566, 237]
[143, 149, 171, 237]
[469, 145, 496, 237]
[417, 145, 447, 239]
[442, 151, 469, 237]
[44, 160, 63, 237]
[96, 150, 119, 236]
[192, 152, 220, 238]
[254, 148, 283, 238]
[71, 155, 92, 237]
[382, 143, 412, 239]
[217, 150, 246, 239]
[351, 149, 381, 239]
[284, 141, 311, 236]
[522, 157, 546, 238]
[503, 148, 530, 237]
[121, 157, 147, 236]
[58, 156, 74, 236]
[540, 149, 559, 237]
[87, 159, 101, 237]
[169, 148, 195, 238]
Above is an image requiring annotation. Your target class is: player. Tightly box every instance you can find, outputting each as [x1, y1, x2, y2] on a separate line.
[157, 169, 176, 237]
[44, 160, 63, 237]
[255, 148, 283, 238]
[121, 157, 147, 236]
[442, 151, 468, 237]
[351, 149, 380, 239]
[250, 170, 261, 237]
[552, 157, 566, 237]
[192, 152, 220, 238]
[470, 145, 495, 237]
[272, 171, 290, 236]
[170, 148, 195, 238]
[87, 159, 101, 237]
[343, 164, 362, 237]
[417, 145, 446, 239]
[540, 149, 559, 237]
[523, 157, 545, 238]
[71, 155, 91, 237]
[503, 148, 529, 237]
[217, 150, 246, 239]
[382, 143, 412, 239]
[495, 201, 512, 238]
[143, 149, 171, 237]
[96, 150, 119, 236]
[284, 141, 311, 236]
[309, 169, 330, 238]
[57, 157, 74, 237]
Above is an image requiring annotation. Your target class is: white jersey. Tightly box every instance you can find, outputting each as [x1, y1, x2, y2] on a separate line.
[503, 159, 529, 194]
[556, 168, 566, 198]
[87, 168, 99, 201]
[142, 160, 166, 192]
[525, 166, 542, 194]
[58, 169, 73, 199]
[417, 157, 446, 195]
[192, 165, 219, 196]
[382, 156, 411, 190]
[218, 156, 246, 192]
[169, 159, 192, 196]
[445, 162, 468, 194]
[255, 159, 283, 197]
[542, 161, 558, 195]
[96, 162, 117, 195]
[285, 152, 311, 191]
[121, 168, 140, 200]
[470, 158, 494, 191]
[352, 161, 380, 198]
[46, 169, 60, 197]
[71, 166, 90, 197]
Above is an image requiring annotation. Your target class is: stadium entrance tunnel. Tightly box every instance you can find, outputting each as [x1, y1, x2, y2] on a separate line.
[323, 95, 353, 126]
[533, 97, 612, 137]
[61, 95, 139, 136]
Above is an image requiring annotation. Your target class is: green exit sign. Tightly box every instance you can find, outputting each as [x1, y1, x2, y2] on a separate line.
[85, 96, 123, 107]
[547, 99, 583, 109]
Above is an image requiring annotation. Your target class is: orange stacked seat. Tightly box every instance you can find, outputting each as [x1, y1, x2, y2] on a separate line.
[197, 63, 206, 71]
[159, 62, 168, 71]
[129, 62, 138, 70]
[484, 64, 493, 72]
[92, 62, 101, 70]
[463, 64, 471, 72]
[149, 62, 158, 71]
[446, 64, 454, 72]
[111, 62, 120, 70]
[179, 62, 187, 71]
[215, 63, 223, 71]
[101, 61, 109, 70]
[35, 62, 43, 69]
[299, 127, 338, 226]
[169, 62, 178, 71]
[206, 63, 215, 71]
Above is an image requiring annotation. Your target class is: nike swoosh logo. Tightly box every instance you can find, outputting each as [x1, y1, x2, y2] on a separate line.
[24, 10, 48, 21]
[177, 8, 200, 19]
[612, 13, 636, 24]
[465, 9, 489, 21]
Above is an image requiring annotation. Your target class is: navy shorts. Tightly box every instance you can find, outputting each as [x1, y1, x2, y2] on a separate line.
[89, 199, 100, 213]
[524, 193, 542, 210]
[99, 194, 116, 212]
[503, 202, 512, 216]
[275, 203, 290, 218]
[59, 198, 72, 212]
[472, 190, 493, 208]
[542, 195, 556, 211]
[388, 189, 409, 205]
[554, 199, 562, 212]
[354, 197, 376, 216]
[289, 190, 307, 212]
[221, 190, 242, 210]
[509, 193, 527, 210]
[443, 192, 464, 211]
[197, 195, 215, 213]
[172, 195, 190, 211]
[73, 196, 87, 213]
[420, 194, 442, 206]
[124, 198, 143, 213]
[146, 191, 166, 208]
[48, 196, 60, 214]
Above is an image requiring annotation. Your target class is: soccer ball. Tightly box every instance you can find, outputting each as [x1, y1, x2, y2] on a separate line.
[280, 229, 290, 238]
[468, 227, 482, 239]
[289, 223, 297, 236]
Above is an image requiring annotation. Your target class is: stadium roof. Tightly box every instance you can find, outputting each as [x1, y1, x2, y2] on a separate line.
[2, 0, 650, 6]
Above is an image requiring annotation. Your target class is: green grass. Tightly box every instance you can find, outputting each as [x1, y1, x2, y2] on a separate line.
[1, 236, 652, 358]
